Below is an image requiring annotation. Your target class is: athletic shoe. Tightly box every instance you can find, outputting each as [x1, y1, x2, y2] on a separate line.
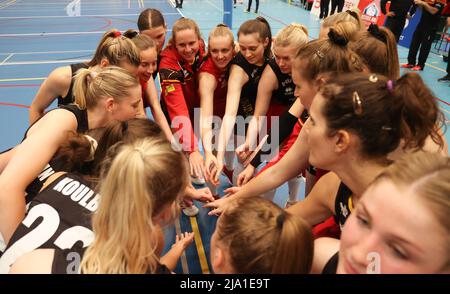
[244, 9, 250, 13]
[182, 205, 199, 217]
[438, 75, 450, 82]
[401, 63, 414, 69]
[411, 65, 423, 71]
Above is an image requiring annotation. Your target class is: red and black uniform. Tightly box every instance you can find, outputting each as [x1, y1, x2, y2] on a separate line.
[140, 79, 151, 109]
[159, 40, 206, 153]
[265, 58, 296, 118]
[198, 56, 229, 118]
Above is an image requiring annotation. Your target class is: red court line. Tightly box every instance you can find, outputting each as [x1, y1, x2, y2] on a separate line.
[0, 102, 30, 108]
[436, 97, 450, 107]
[0, 84, 40, 87]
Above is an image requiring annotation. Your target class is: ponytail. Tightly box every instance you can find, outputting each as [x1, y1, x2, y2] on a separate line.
[81, 137, 188, 273]
[215, 197, 313, 273]
[73, 66, 139, 110]
[271, 212, 313, 274]
[393, 73, 443, 150]
[53, 131, 94, 172]
[87, 29, 140, 67]
[320, 72, 443, 159]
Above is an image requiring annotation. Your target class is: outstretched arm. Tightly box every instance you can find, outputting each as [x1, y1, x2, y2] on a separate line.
[160, 232, 195, 271]
[29, 66, 72, 125]
[212, 65, 248, 183]
[146, 78, 174, 142]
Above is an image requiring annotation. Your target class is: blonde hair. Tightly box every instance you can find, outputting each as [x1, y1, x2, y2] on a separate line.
[87, 29, 140, 68]
[80, 137, 189, 273]
[329, 21, 361, 42]
[168, 17, 201, 46]
[208, 24, 234, 51]
[373, 151, 450, 268]
[273, 23, 308, 48]
[322, 9, 363, 30]
[216, 197, 313, 274]
[73, 66, 139, 109]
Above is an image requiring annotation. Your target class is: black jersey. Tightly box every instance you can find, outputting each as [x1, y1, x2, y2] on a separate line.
[322, 252, 339, 274]
[0, 173, 97, 273]
[58, 63, 89, 106]
[23, 104, 89, 203]
[231, 52, 268, 117]
[333, 182, 354, 230]
[267, 59, 295, 106]
[51, 246, 171, 274]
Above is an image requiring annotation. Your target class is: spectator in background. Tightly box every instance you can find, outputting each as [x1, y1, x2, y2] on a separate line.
[381, 0, 414, 42]
[401, 0, 445, 71]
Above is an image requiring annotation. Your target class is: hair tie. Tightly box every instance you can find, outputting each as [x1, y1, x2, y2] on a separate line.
[276, 212, 286, 229]
[368, 24, 387, 43]
[386, 80, 394, 92]
[89, 71, 98, 79]
[346, 10, 359, 20]
[84, 135, 98, 162]
[113, 31, 121, 38]
[328, 29, 348, 46]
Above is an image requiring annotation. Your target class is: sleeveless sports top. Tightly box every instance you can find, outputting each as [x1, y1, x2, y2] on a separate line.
[322, 252, 339, 274]
[57, 63, 89, 105]
[230, 52, 268, 117]
[267, 59, 295, 106]
[333, 182, 354, 230]
[24, 104, 88, 202]
[0, 173, 97, 273]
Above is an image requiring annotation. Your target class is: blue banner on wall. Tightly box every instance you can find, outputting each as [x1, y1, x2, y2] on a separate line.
[398, 8, 422, 48]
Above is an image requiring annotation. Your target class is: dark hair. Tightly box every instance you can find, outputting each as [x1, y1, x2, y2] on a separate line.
[320, 73, 444, 159]
[238, 16, 273, 58]
[294, 29, 365, 81]
[137, 8, 165, 31]
[53, 119, 164, 179]
[350, 24, 399, 79]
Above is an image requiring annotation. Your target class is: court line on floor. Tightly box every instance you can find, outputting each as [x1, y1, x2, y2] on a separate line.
[189, 215, 210, 274]
[0, 77, 45, 82]
[0, 0, 16, 9]
[0, 29, 174, 37]
[0, 53, 13, 65]
[0, 13, 178, 20]
[0, 59, 88, 66]
[0, 101, 29, 108]
[0, 50, 93, 55]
